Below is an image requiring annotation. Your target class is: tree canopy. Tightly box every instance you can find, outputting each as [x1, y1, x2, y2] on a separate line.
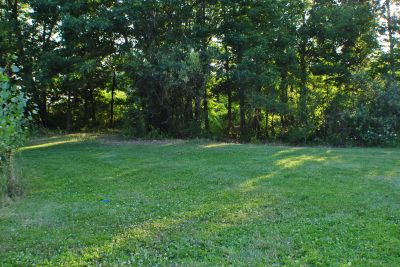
[1, 0, 399, 145]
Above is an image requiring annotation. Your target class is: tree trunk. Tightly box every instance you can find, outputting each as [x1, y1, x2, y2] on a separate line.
[279, 73, 288, 137]
[89, 86, 96, 125]
[83, 86, 89, 125]
[253, 109, 261, 138]
[5, 150, 17, 198]
[299, 12, 308, 123]
[265, 110, 269, 138]
[239, 92, 246, 137]
[386, 0, 398, 95]
[109, 71, 116, 128]
[227, 87, 233, 136]
[225, 49, 233, 136]
[39, 92, 48, 127]
[203, 88, 209, 132]
[9, 0, 24, 60]
[185, 95, 193, 125]
[194, 91, 201, 125]
[237, 50, 245, 137]
[271, 114, 276, 137]
[67, 89, 72, 132]
[200, 0, 209, 133]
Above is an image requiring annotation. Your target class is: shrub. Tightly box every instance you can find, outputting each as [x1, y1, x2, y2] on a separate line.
[325, 76, 400, 146]
[123, 94, 146, 139]
[0, 63, 32, 198]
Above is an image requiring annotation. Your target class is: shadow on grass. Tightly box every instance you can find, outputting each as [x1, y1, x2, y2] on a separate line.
[27, 144, 335, 265]
[39, 181, 281, 265]
[7, 138, 400, 265]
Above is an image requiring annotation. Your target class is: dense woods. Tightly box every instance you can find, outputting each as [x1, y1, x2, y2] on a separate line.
[1, 0, 400, 145]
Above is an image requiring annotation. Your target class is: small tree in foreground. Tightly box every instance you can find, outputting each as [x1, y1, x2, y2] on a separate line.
[0, 64, 31, 198]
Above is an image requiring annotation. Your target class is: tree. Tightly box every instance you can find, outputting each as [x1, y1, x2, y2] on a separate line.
[1, 0, 398, 146]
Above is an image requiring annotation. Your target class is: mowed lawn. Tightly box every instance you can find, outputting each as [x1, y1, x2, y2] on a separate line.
[1, 135, 400, 266]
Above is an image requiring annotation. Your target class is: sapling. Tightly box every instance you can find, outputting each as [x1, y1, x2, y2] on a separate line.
[0, 63, 33, 197]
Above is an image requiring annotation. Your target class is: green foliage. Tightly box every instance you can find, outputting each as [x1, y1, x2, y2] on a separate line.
[1, 0, 399, 146]
[124, 47, 206, 137]
[146, 126, 167, 140]
[326, 74, 400, 146]
[0, 62, 32, 199]
[123, 97, 145, 139]
[0, 65, 31, 154]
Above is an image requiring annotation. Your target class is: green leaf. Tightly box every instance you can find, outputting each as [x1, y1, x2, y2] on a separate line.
[11, 65, 20, 73]
[1, 83, 10, 90]
[0, 74, 8, 82]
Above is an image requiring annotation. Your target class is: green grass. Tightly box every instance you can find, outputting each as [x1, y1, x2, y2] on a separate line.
[1, 135, 400, 266]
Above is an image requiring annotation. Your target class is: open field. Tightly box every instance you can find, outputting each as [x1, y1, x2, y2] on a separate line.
[1, 135, 399, 266]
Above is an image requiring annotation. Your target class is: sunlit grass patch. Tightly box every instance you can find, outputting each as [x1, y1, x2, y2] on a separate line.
[202, 143, 236, 149]
[21, 133, 99, 151]
[20, 139, 81, 151]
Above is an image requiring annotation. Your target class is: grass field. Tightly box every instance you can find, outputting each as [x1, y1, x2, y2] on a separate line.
[0, 135, 399, 266]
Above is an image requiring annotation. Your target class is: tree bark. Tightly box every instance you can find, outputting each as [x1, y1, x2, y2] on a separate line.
[194, 90, 201, 125]
[9, 0, 24, 59]
[386, 0, 398, 95]
[279, 73, 288, 136]
[6, 150, 17, 198]
[67, 89, 72, 132]
[224, 49, 233, 136]
[271, 114, 276, 137]
[265, 111, 269, 138]
[299, 12, 308, 124]
[185, 95, 193, 125]
[109, 71, 116, 128]
[238, 50, 245, 137]
[239, 92, 245, 137]
[227, 86, 233, 136]
[39, 92, 48, 126]
[83, 86, 89, 125]
[89, 86, 96, 125]
[203, 87, 209, 132]
[200, 0, 209, 133]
